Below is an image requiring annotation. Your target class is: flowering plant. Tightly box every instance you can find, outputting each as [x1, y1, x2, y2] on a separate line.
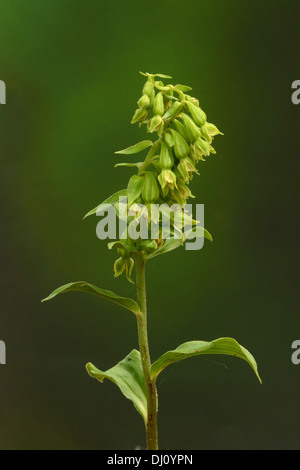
[42, 72, 261, 450]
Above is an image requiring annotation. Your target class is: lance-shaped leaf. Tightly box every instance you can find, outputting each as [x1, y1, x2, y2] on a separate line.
[154, 73, 172, 79]
[175, 84, 193, 92]
[83, 189, 127, 219]
[184, 226, 213, 242]
[115, 140, 153, 155]
[139, 71, 172, 79]
[147, 238, 183, 259]
[114, 162, 142, 169]
[150, 337, 262, 383]
[41, 281, 141, 316]
[86, 349, 147, 423]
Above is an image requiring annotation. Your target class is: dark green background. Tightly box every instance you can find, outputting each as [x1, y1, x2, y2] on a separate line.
[0, 0, 299, 450]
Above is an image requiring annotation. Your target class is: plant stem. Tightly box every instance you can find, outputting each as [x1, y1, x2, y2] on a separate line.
[135, 252, 158, 450]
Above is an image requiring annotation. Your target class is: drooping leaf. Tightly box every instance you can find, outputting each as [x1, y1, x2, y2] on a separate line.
[83, 189, 127, 219]
[127, 174, 145, 206]
[150, 337, 262, 383]
[115, 140, 153, 155]
[147, 238, 183, 259]
[86, 349, 147, 422]
[175, 84, 193, 92]
[41, 281, 140, 316]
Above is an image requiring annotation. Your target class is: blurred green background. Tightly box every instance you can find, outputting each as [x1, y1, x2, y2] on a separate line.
[0, 0, 300, 450]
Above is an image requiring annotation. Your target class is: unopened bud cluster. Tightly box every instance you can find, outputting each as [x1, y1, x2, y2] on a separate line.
[131, 72, 223, 207]
[112, 72, 223, 281]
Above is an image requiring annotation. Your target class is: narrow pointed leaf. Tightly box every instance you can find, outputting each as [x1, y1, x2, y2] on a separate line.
[151, 337, 261, 383]
[147, 238, 183, 259]
[86, 349, 147, 422]
[115, 140, 153, 155]
[184, 226, 213, 242]
[114, 162, 142, 168]
[154, 73, 172, 79]
[83, 189, 127, 219]
[41, 281, 140, 316]
[175, 84, 193, 92]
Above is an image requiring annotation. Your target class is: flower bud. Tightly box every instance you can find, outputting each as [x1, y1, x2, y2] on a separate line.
[117, 248, 127, 258]
[148, 88, 155, 107]
[171, 183, 194, 206]
[159, 142, 174, 169]
[151, 158, 162, 173]
[125, 257, 135, 284]
[180, 113, 201, 142]
[114, 257, 126, 278]
[143, 77, 154, 96]
[158, 169, 177, 191]
[142, 172, 160, 203]
[177, 157, 197, 182]
[170, 189, 185, 207]
[141, 240, 158, 253]
[131, 108, 148, 124]
[137, 94, 150, 109]
[186, 101, 207, 126]
[170, 129, 189, 159]
[177, 181, 194, 199]
[195, 137, 211, 156]
[148, 115, 163, 133]
[164, 131, 174, 147]
[153, 92, 165, 116]
[205, 122, 224, 137]
[200, 123, 212, 143]
[163, 101, 182, 120]
[185, 95, 200, 106]
[190, 143, 205, 161]
[173, 119, 190, 142]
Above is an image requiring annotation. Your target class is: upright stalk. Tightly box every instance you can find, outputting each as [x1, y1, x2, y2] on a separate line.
[135, 252, 158, 450]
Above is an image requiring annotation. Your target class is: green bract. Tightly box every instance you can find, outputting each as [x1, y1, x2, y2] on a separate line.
[42, 72, 261, 451]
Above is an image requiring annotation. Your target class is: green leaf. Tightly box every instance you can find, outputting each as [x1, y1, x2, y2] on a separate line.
[175, 84, 193, 92]
[147, 238, 183, 259]
[151, 337, 262, 383]
[41, 281, 141, 316]
[154, 73, 172, 79]
[115, 140, 153, 155]
[83, 189, 127, 219]
[114, 162, 142, 169]
[86, 349, 147, 423]
[184, 226, 213, 242]
[127, 174, 145, 206]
